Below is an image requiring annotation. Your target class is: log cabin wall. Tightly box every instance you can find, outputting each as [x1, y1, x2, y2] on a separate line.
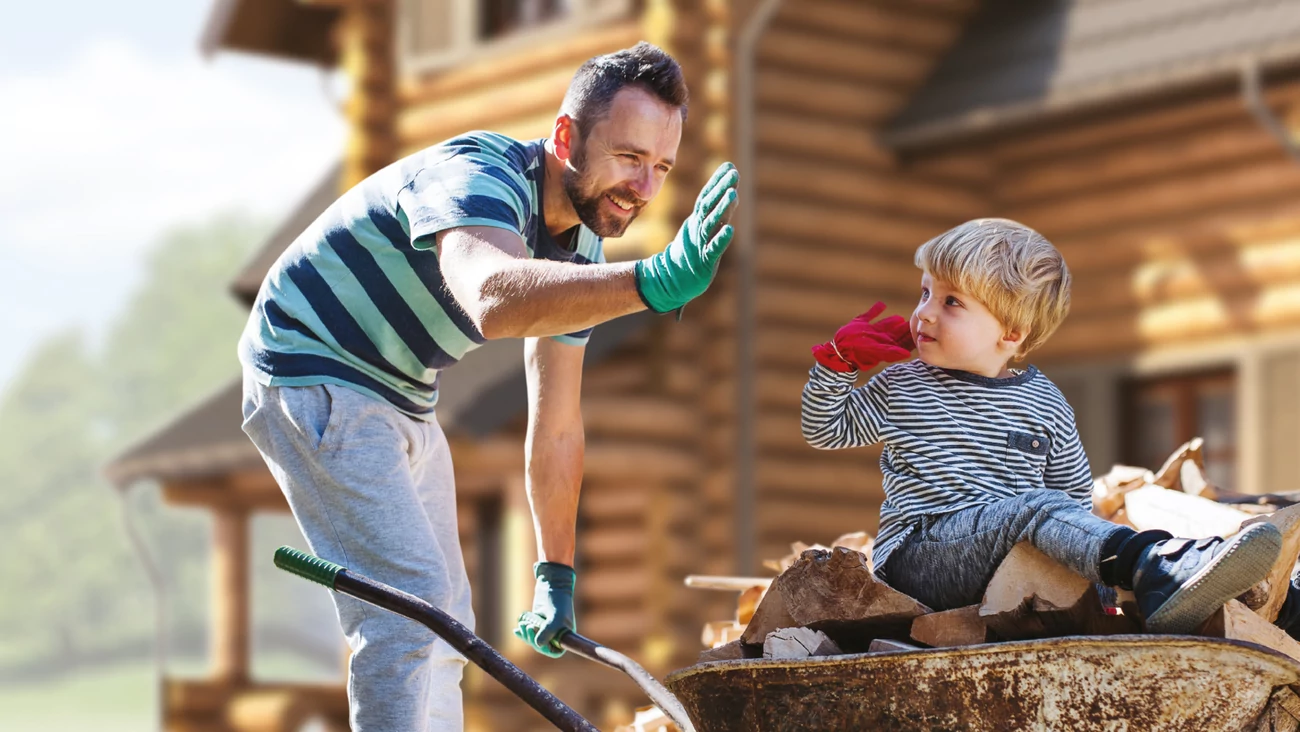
[727, 0, 984, 571]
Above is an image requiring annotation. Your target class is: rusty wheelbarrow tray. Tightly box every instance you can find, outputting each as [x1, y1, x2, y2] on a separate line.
[666, 635, 1300, 732]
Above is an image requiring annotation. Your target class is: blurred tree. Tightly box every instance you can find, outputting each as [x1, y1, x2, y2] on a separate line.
[0, 211, 266, 677]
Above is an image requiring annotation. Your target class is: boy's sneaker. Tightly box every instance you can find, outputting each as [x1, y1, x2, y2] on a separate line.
[1134, 522, 1282, 634]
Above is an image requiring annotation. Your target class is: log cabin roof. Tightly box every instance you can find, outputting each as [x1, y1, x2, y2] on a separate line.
[200, 0, 340, 65]
[884, 0, 1300, 151]
[104, 312, 654, 489]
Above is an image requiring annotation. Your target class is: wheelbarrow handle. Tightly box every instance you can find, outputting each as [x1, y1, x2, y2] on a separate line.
[274, 546, 598, 732]
[556, 631, 697, 732]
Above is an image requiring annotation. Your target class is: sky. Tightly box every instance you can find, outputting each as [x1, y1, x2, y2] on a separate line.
[0, 1, 346, 389]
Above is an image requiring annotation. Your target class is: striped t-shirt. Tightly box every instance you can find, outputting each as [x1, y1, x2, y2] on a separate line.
[800, 360, 1093, 575]
[238, 131, 605, 420]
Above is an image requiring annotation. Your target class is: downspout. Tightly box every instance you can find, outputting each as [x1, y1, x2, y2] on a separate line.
[1241, 57, 1300, 164]
[115, 485, 168, 732]
[735, 0, 786, 575]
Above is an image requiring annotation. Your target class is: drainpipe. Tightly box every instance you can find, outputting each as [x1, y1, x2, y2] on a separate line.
[735, 0, 786, 575]
[1241, 57, 1300, 164]
[115, 486, 168, 732]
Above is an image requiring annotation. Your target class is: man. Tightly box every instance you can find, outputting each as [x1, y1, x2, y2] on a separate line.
[238, 42, 737, 731]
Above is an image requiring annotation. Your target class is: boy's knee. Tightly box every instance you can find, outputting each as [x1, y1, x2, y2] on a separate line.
[1021, 488, 1074, 512]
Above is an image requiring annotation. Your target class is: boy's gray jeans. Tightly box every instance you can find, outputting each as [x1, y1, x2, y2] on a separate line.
[880, 489, 1127, 611]
[241, 375, 473, 732]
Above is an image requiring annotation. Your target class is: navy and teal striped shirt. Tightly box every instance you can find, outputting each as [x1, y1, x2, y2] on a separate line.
[801, 360, 1094, 575]
[238, 131, 604, 419]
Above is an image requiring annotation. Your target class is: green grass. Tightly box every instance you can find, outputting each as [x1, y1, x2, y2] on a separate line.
[0, 661, 157, 732]
[0, 655, 342, 731]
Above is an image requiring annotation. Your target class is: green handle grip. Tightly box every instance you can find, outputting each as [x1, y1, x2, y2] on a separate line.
[274, 546, 344, 589]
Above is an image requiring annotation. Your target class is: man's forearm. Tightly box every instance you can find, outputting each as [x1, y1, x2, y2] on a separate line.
[479, 258, 645, 340]
[526, 428, 585, 566]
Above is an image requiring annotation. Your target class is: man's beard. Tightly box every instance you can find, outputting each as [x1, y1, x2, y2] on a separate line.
[562, 145, 644, 238]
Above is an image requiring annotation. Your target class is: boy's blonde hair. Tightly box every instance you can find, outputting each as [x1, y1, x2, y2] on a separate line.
[914, 218, 1070, 357]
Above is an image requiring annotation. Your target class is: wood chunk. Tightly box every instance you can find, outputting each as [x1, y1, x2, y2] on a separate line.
[979, 543, 1139, 640]
[1247, 688, 1300, 732]
[867, 638, 923, 653]
[1272, 686, 1300, 723]
[615, 705, 680, 732]
[1091, 465, 1153, 519]
[761, 532, 876, 574]
[762, 627, 842, 660]
[1179, 459, 1211, 498]
[701, 620, 746, 649]
[831, 531, 874, 569]
[910, 605, 989, 647]
[697, 640, 748, 664]
[1152, 437, 1205, 490]
[763, 541, 813, 573]
[1124, 484, 1251, 538]
[1239, 504, 1300, 622]
[740, 580, 797, 646]
[1198, 599, 1300, 663]
[744, 547, 930, 651]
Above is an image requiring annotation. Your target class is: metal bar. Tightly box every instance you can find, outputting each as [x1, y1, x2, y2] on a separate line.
[557, 632, 696, 732]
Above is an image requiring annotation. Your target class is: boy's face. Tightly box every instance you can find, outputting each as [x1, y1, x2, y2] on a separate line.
[910, 272, 1024, 378]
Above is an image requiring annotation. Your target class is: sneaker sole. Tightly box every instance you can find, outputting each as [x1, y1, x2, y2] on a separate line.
[1145, 522, 1283, 634]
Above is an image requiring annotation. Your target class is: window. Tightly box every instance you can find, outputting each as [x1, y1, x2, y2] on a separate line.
[398, 0, 632, 75]
[1122, 369, 1236, 489]
[481, 0, 571, 40]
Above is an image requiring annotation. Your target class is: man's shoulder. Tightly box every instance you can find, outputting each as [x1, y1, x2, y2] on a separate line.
[412, 131, 542, 173]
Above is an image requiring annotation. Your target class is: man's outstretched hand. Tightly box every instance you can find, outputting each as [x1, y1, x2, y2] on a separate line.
[514, 562, 577, 658]
[634, 162, 739, 315]
[813, 301, 915, 373]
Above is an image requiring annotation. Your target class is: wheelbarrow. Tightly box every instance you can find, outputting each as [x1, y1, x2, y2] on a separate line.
[277, 546, 1300, 731]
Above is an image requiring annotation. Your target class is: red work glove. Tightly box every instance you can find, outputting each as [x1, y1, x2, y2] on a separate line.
[812, 302, 916, 373]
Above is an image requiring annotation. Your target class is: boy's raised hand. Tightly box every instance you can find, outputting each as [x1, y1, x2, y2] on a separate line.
[813, 301, 915, 373]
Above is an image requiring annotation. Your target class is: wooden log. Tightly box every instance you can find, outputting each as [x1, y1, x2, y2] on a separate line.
[773, 0, 963, 51]
[756, 244, 919, 291]
[743, 547, 930, 651]
[758, 28, 932, 87]
[226, 690, 312, 732]
[1198, 599, 1300, 663]
[1091, 465, 1154, 520]
[1238, 504, 1300, 622]
[1012, 158, 1300, 240]
[763, 627, 843, 660]
[994, 81, 1300, 165]
[396, 66, 572, 145]
[583, 443, 698, 483]
[910, 605, 989, 648]
[581, 398, 698, 442]
[999, 121, 1285, 205]
[757, 69, 904, 124]
[758, 200, 944, 254]
[1123, 485, 1252, 538]
[756, 155, 983, 221]
[756, 113, 895, 169]
[979, 543, 1139, 640]
[1152, 438, 1206, 491]
[697, 639, 754, 663]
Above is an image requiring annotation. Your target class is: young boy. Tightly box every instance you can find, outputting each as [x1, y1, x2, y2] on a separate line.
[800, 218, 1281, 634]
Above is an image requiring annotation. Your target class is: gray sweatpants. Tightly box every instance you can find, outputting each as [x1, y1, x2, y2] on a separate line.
[241, 376, 473, 732]
[879, 489, 1127, 611]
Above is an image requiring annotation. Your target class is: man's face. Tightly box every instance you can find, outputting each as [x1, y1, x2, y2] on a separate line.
[563, 86, 682, 237]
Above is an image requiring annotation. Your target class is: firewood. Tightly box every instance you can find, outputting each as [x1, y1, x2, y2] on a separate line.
[697, 640, 751, 663]
[742, 547, 929, 650]
[1091, 465, 1153, 519]
[1179, 459, 1212, 498]
[1152, 437, 1205, 490]
[701, 620, 746, 649]
[980, 543, 1139, 640]
[910, 605, 989, 647]
[761, 531, 875, 573]
[1123, 484, 1251, 538]
[762, 627, 842, 660]
[683, 575, 772, 591]
[1238, 504, 1300, 622]
[614, 705, 680, 732]
[737, 584, 765, 626]
[1198, 599, 1300, 663]
[867, 638, 923, 653]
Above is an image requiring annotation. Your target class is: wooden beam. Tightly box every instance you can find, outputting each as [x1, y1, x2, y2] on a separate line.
[757, 113, 896, 170]
[757, 154, 983, 221]
[757, 28, 932, 88]
[758, 200, 945, 256]
[396, 67, 571, 147]
[212, 507, 250, 684]
[756, 240, 919, 290]
[773, 0, 964, 51]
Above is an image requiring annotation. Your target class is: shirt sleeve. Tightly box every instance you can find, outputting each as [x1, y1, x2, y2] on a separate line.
[1045, 415, 1094, 510]
[801, 363, 891, 449]
[396, 147, 533, 250]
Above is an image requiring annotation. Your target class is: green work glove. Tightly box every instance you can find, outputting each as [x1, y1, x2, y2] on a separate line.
[513, 562, 576, 658]
[635, 162, 740, 315]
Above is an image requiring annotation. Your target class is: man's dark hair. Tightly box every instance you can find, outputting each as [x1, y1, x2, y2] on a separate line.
[561, 41, 689, 139]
